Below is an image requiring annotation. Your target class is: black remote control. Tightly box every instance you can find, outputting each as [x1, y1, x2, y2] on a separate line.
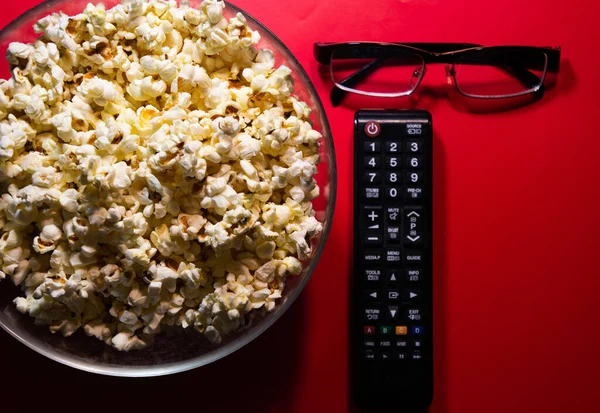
[352, 110, 433, 410]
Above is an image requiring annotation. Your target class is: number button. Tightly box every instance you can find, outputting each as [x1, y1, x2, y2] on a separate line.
[364, 172, 381, 184]
[406, 156, 422, 169]
[386, 187, 401, 199]
[384, 141, 400, 153]
[385, 156, 401, 168]
[406, 140, 422, 153]
[364, 141, 381, 153]
[385, 172, 401, 185]
[406, 171, 423, 184]
[365, 156, 381, 168]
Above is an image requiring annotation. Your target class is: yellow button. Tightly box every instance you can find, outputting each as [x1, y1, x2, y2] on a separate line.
[395, 326, 408, 335]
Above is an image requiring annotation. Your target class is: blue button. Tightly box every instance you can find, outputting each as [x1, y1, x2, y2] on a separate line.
[411, 326, 424, 335]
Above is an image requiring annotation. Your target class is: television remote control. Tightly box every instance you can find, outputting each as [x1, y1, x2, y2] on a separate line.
[352, 110, 433, 409]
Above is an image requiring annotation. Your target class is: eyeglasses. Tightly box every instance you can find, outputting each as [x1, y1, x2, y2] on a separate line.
[314, 42, 561, 106]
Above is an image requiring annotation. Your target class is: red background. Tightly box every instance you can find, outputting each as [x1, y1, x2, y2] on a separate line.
[1, 1, 600, 412]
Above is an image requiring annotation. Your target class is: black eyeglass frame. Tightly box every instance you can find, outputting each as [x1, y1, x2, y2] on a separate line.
[314, 42, 561, 100]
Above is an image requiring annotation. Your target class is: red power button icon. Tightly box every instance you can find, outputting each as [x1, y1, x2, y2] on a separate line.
[364, 121, 380, 138]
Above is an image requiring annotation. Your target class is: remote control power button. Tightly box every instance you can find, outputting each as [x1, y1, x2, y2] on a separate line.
[364, 121, 381, 137]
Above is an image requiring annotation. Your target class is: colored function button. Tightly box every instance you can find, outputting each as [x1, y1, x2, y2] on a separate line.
[364, 326, 376, 335]
[380, 326, 392, 335]
[395, 326, 408, 335]
[411, 326, 424, 335]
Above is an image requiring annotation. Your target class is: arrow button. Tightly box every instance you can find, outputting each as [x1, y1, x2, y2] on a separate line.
[403, 289, 422, 301]
[366, 290, 380, 301]
[388, 269, 400, 284]
[388, 306, 399, 321]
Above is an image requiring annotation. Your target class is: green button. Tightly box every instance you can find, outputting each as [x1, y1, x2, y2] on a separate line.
[379, 326, 392, 335]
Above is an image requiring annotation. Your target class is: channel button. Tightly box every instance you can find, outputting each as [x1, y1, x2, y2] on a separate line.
[403, 207, 423, 246]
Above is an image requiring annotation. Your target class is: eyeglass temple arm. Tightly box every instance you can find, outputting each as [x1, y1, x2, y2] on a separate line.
[330, 59, 386, 106]
[313, 42, 485, 64]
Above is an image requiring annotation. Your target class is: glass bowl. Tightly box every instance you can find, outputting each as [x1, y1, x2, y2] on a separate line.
[0, 0, 336, 376]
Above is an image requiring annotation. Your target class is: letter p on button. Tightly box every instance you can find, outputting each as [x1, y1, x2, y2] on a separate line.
[364, 121, 381, 138]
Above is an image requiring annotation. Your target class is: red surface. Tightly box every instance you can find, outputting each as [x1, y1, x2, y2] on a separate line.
[2, 1, 600, 412]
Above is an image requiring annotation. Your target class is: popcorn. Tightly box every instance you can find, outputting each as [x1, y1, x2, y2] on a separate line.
[0, 0, 324, 351]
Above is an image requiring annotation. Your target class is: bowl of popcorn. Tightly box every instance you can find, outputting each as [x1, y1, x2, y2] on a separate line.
[0, 0, 335, 376]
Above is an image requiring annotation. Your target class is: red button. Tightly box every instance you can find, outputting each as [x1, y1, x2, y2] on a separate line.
[364, 121, 381, 138]
[364, 326, 376, 335]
